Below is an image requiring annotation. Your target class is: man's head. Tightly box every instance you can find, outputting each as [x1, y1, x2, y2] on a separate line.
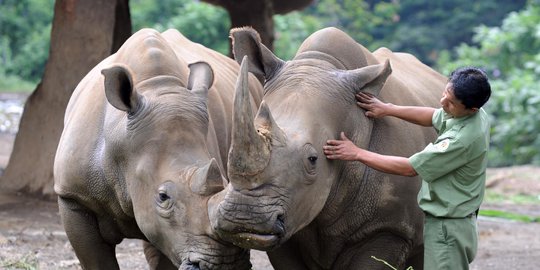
[441, 67, 491, 118]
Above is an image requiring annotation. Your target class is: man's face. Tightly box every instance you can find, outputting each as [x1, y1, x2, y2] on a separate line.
[440, 83, 478, 118]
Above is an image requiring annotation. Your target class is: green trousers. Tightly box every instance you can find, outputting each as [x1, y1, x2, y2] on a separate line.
[423, 214, 478, 270]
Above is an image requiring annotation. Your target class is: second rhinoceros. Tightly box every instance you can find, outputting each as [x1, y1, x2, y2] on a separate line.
[209, 27, 446, 269]
[53, 28, 262, 269]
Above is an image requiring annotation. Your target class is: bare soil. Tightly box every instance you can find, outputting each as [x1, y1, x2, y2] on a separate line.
[0, 131, 539, 269]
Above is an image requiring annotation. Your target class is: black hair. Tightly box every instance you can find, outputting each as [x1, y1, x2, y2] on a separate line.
[448, 67, 491, 109]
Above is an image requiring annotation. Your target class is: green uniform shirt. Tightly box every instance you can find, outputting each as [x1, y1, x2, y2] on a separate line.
[410, 108, 490, 218]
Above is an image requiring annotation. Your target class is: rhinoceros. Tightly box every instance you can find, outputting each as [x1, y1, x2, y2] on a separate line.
[209, 27, 446, 269]
[53, 28, 262, 269]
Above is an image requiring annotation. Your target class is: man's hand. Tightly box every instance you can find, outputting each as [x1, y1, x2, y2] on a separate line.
[324, 132, 361, 160]
[356, 92, 390, 118]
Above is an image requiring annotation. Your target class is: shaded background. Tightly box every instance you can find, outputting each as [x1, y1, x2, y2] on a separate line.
[2, 0, 539, 196]
[0, 0, 539, 269]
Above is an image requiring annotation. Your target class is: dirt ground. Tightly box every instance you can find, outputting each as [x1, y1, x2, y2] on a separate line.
[0, 133, 539, 269]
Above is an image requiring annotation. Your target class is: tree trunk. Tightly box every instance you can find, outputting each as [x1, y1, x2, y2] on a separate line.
[220, 0, 275, 55]
[0, 0, 131, 198]
[203, 0, 314, 55]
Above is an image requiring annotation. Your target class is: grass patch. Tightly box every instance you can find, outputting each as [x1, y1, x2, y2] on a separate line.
[479, 209, 540, 223]
[1, 253, 38, 270]
[484, 190, 540, 205]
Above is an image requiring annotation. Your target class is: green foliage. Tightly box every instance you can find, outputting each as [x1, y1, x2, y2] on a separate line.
[480, 209, 540, 223]
[303, 0, 399, 51]
[388, 0, 526, 65]
[131, 0, 230, 55]
[274, 12, 322, 60]
[1, 0, 527, 92]
[130, 0, 182, 30]
[0, 74, 36, 92]
[484, 190, 540, 205]
[438, 2, 540, 166]
[0, 0, 53, 88]
[159, 2, 230, 55]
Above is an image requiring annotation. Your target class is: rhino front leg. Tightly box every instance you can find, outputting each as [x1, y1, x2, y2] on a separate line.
[58, 196, 120, 270]
[267, 241, 309, 270]
[143, 241, 177, 270]
[334, 233, 413, 270]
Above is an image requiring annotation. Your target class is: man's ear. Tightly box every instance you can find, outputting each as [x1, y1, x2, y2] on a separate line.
[230, 27, 285, 85]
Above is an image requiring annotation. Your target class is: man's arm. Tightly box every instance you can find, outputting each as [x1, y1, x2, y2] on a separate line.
[324, 132, 418, 177]
[356, 92, 435, 127]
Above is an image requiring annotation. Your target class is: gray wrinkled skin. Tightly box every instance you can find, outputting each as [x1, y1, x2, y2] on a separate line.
[54, 28, 262, 270]
[210, 27, 446, 270]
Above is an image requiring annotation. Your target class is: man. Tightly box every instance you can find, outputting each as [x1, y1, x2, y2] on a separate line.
[323, 67, 491, 270]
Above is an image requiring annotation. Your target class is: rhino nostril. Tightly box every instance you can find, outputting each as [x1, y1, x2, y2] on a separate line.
[182, 260, 200, 270]
[274, 214, 285, 236]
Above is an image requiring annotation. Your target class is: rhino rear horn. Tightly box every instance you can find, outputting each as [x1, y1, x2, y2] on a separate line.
[102, 65, 142, 113]
[190, 158, 225, 196]
[187, 61, 215, 97]
[228, 56, 271, 184]
[255, 101, 286, 147]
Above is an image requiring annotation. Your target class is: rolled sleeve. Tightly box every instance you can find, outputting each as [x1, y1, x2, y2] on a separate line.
[410, 137, 469, 182]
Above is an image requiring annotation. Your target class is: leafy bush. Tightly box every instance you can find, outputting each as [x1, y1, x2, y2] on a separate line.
[437, 3, 540, 166]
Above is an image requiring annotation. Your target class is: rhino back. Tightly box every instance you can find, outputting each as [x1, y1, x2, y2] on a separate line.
[296, 27, 379, 69]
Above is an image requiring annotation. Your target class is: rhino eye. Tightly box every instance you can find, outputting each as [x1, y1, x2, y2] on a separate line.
[158, 192, 170, 202]
[155, 182, 175, 213]
[302, 144, 318, 178]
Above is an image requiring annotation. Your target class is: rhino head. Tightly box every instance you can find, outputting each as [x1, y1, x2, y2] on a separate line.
[209, 28, 392, 251]
[101, 60, 250, 269]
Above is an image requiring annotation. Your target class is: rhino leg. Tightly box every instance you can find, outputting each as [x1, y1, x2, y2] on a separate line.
[143, 241, 177, 270]
[404, 243, 424, 270]
[58, 196, 120, 270]
[267, 241, 309, 270]
[333, 233, 412, 270]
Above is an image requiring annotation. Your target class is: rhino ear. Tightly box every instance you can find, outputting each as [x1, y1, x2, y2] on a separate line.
[190, 158, 225, 196]
[102, 65, 142, 113]
[187, 61, 214, 98]
[230, 27, 285, 85]
[346, 59, 392, 97]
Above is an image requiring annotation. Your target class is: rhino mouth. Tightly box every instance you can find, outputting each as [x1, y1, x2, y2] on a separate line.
[217, 215, 286, 251]
[178, 248, 251, 270]
[231, 232, 281, 250]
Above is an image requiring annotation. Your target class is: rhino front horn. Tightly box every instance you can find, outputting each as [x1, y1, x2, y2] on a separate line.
[228, 56, 271, 186]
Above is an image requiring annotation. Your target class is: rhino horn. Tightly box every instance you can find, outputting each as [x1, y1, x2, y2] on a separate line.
[228, 56, 271, 185]
[190, 158, 225, 196]
[255, 101, 286, 147]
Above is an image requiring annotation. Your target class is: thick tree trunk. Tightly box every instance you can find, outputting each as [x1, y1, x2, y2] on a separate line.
[0, 0, 131, 198]
[202, 0, 313, 55]
[224, 0, 275, 52]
